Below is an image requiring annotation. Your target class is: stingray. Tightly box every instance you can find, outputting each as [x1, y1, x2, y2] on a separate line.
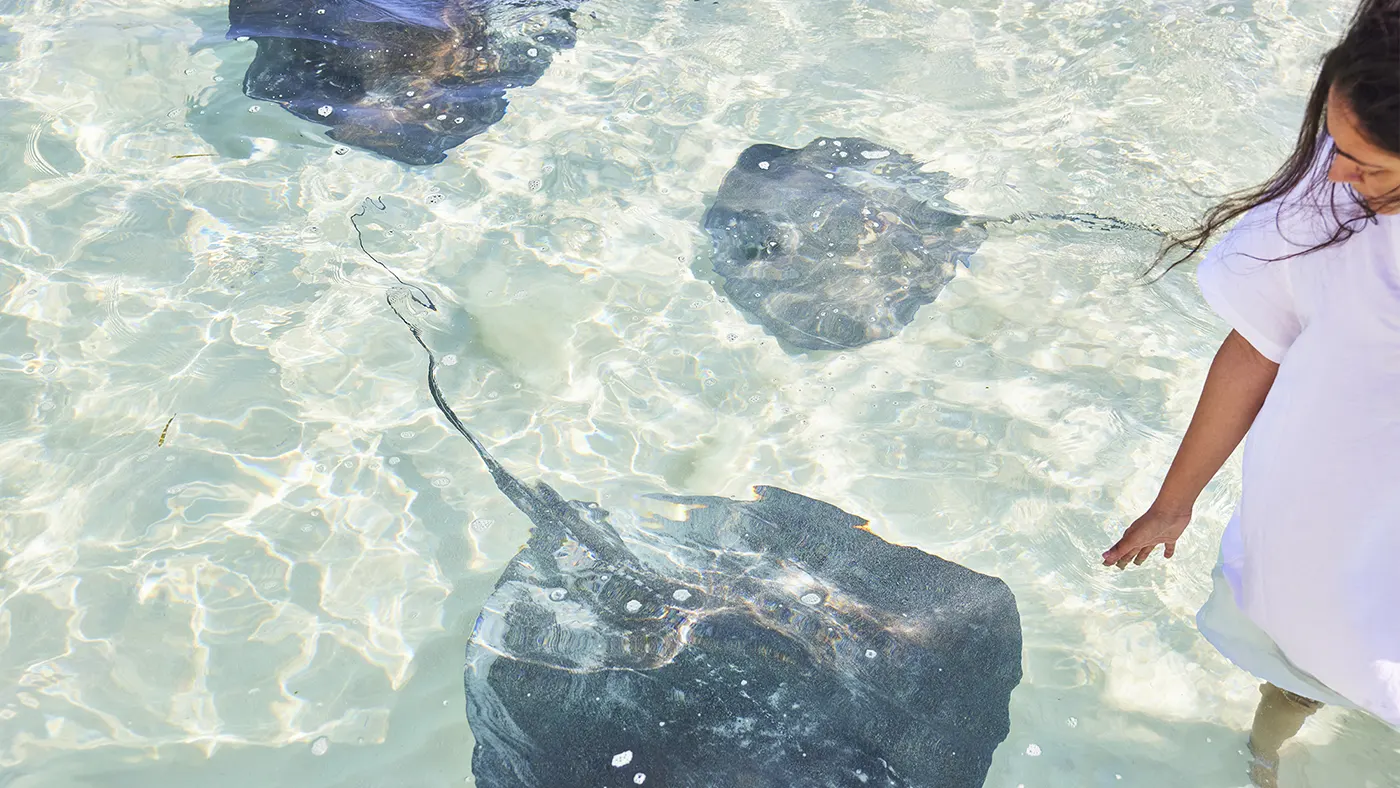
[226, 0, 581, 165]
[381, 285, 1023, 787]
[702, 137, 1161, 351]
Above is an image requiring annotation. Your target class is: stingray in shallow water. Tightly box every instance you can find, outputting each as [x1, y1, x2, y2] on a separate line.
[702, 137, 1160, 351]
[382, 286, 1023, 787]
[227, 0, 580, 165]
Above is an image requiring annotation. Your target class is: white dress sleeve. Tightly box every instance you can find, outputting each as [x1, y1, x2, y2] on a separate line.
[1196, 204, 1304, 363]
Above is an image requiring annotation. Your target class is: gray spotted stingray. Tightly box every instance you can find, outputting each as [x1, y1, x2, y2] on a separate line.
[382, 282, 1024, 787]
[702, 137, 1160, 351]
[227, 0, 581, 165]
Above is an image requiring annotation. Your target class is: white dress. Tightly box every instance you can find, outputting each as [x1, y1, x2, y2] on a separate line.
[1193, 139, 1400, 725]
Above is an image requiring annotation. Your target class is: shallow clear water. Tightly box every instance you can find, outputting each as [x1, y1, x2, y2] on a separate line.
[1, 0, 1397, 786]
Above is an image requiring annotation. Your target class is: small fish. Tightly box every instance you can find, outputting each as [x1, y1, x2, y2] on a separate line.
[158, 416, 176, 447]
[171, 153, 216, 159]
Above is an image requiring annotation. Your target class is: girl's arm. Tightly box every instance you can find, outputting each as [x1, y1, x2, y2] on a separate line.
[1102, 329, 1280, 568]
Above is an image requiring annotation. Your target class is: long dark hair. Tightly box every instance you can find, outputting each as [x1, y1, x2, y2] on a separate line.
[1151, 0, 1400, 276]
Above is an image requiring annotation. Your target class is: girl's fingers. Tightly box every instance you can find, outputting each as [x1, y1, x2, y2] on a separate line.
[1102, 541, 1126, 565]
[1103, 530, 1143, 565]
[1133, 545, 1154, 565]
[1163, 541, 1177, 559]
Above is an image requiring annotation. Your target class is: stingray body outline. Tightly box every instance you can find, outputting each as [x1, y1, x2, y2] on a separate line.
[382, 280, 1023, 787]
[227, 0, 581, 165]
[702, 137, 988, 352]
[702, 136, 1164, 351]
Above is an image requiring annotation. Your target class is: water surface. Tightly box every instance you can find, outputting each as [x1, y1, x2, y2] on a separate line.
[2, 1, 1397, 786]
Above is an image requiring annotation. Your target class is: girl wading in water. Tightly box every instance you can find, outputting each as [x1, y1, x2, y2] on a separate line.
[1103, 1, 1400, 785]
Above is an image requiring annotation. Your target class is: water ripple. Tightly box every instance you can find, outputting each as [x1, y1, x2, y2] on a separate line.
[0, 0, 1392, 785]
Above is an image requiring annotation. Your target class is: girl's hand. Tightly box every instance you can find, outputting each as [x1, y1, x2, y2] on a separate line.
[1103, 508, 1192, 569]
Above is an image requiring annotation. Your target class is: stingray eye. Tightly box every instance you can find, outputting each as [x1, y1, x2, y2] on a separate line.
[738, 235, 779, 262]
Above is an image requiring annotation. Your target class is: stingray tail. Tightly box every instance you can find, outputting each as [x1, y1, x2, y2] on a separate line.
[384, 285, 639, 567]
[994, 211, 1167, 237]
[386, 287, 519, 489]
[385, 286, 561, 524]
[352, 198, 439, 310]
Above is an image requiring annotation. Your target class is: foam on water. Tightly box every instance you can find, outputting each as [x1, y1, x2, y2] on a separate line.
[0, 0, 1396, 786]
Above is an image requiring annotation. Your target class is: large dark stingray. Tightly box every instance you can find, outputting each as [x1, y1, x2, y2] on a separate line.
[382, 287, 1023, 787]
[702, 137, 1160, 351]
[227, 0, 580, 165]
